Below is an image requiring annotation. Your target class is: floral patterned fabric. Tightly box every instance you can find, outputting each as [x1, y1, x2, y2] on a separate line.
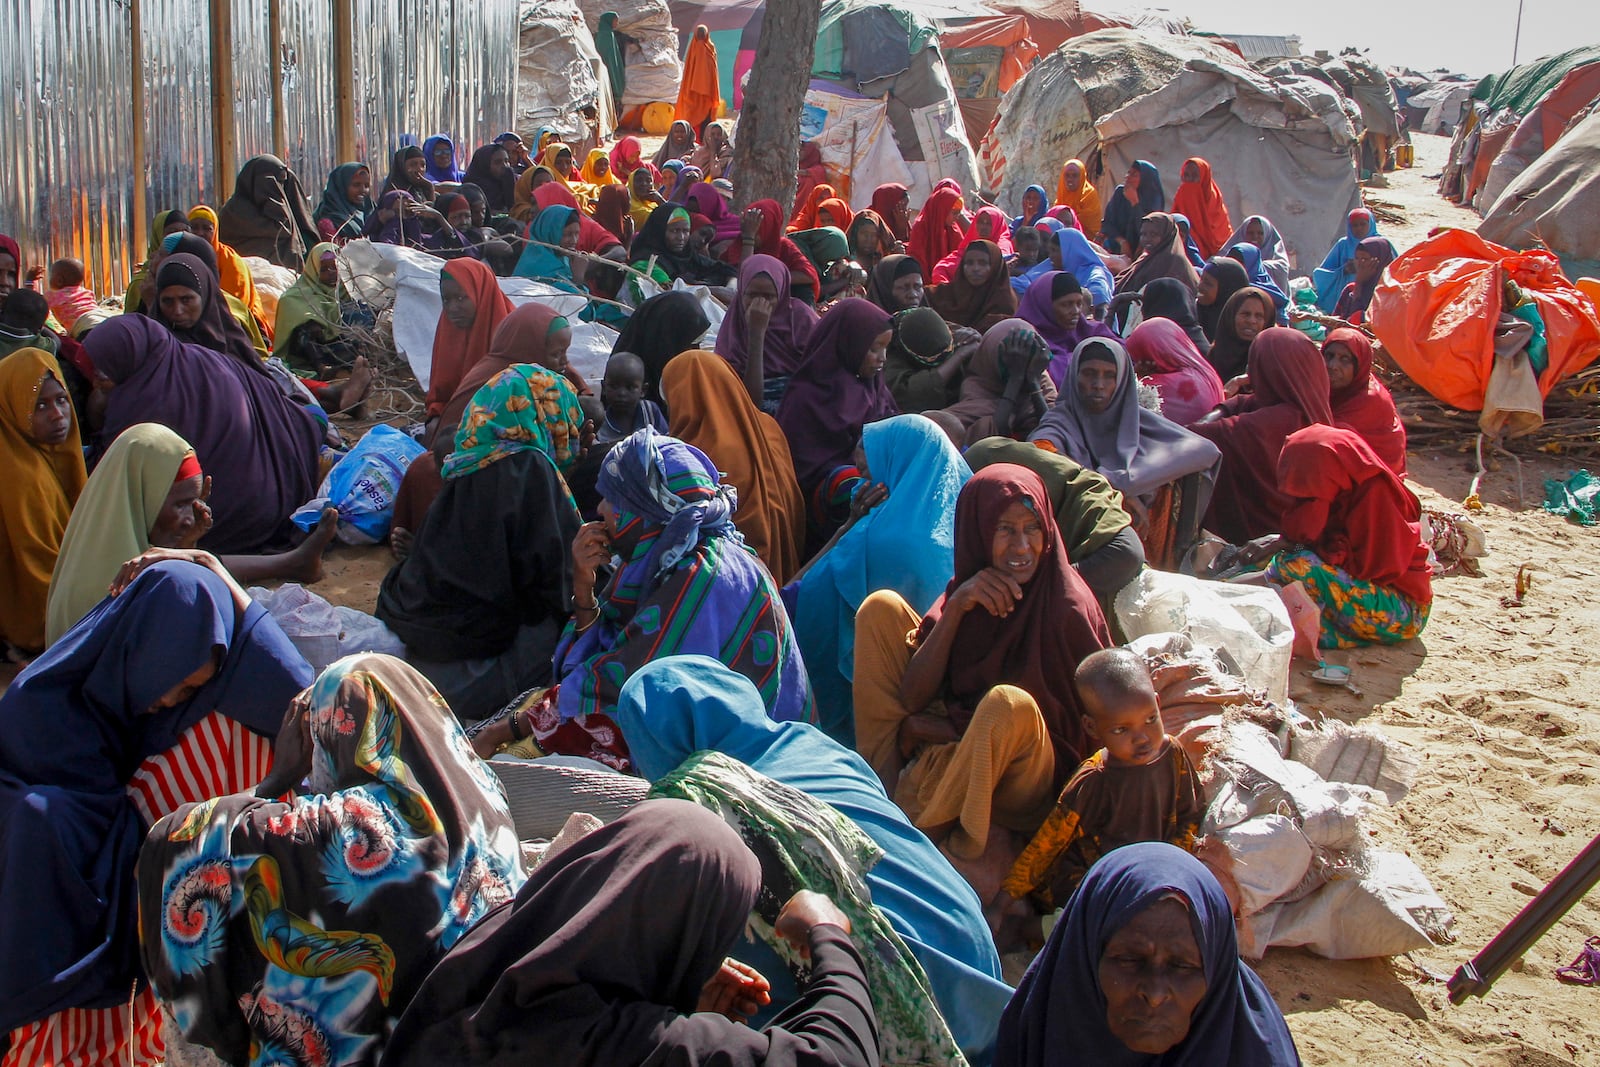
[441, 363, 586, 481]
[1267, 547, 1430, 648]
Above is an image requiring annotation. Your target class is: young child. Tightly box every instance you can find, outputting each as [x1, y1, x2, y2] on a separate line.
[0, 289, 55, 358]
[998, 647, 1204, 913]
[43, 259, 98, 332]
[595, 351, 668, 444]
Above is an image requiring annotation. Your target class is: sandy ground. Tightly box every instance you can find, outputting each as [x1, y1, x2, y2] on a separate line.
[11, 133, 1600, 1064]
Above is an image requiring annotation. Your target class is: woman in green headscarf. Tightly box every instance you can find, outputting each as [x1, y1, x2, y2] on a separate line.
[594, 12, 627, 107]
[274, 243, 358, 379]
[790, 226, 857, 304]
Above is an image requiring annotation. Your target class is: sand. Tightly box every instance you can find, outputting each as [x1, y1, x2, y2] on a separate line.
[10, 134, 1599, 1066]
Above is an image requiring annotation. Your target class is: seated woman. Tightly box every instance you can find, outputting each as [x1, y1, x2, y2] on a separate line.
[1016, 228, 1115, 316]
[1332, 236, 1397, 324]
[378, 800, 878, 1067]
[0, 349, 85, 658]
[661, 350, 807, 584]
[689, 119, 734, 177]
[788, 182, 838, 233]
[364, 189, 429, 248]
[186, 204, 272, 338]
[313, 161, 375, 243]
[996, 842, 1300, 1066]
[467, 428, 812, 769]
[1264, 425, 1431, 648]
[275, 242, 368, 382]
[1113, 213, 1199, 300]
[425, 257, 514, 436]
[791, 414, 970, 743]
[1125, 316, 1225, 426]
[1225, 241, 1289, 318]
[775, 300, 899, 536]
[1188, 327, 1334, 545]
[788, 226, 861, 305]
[1011, 184, 1051, 235]
[626, 203, 737, 305]
[1137, 276, 1211, 355]
[942, 318, 1055, 447]
[46, 423, 336, 645]
[217, 154, 320, 268]
[866, 253, 927, 313]
[930, 238, 1018, 333]
[1203, 284, 1276, 383]
[1324, 327, 1407, 476]
[1099, 160, 1165, 258]
[1311, 207, 1381, 312]
[1055, 159, 1103, 239]
[0, 558, 310, 1066]
[814, 197, 853, 233]
[616, 657, 1013, 1062]
[1197, 254, 1250, 343]
[151, 251, 267, 370]
[1017, 272, 1118, 388]
[852, 465, 1112, 898]
[463, 142, 518, 217]
[1172, 214, 1208, 269]
[625, 165, 664, 231]
[138, 653, 527, 1067]
[732, 199, 822, 304]
[423, 192, 484, 261]
[906, 185, 967, 283]
[870, 182, 913, 246]
[1032, 337, 1221, 571]
[654, 120, 699, 169]
[86, 316, 323, 553]
[847, 208, 898, 277]
[966, 437, 1142, 606]
[930, 206, 1015, 285]
[883, 306, 968, 414]
[513, 204, 587, 294]
[1222, 214, 1291, 295]
[377, 363, 586, 720]
[122, 209, 193, 312]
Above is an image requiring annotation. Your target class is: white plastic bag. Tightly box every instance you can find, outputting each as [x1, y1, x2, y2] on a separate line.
[1211, 814, 1314, 918]
[1114, 570, 1295, 705]
[248, 584, 406, 675]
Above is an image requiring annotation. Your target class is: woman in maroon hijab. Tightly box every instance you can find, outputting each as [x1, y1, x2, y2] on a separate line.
[1323, 327, 1407, 477]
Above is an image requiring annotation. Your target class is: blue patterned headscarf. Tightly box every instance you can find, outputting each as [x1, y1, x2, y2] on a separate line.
[598, 426, 740, 587]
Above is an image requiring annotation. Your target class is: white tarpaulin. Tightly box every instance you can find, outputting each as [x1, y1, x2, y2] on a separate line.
[985, 29, 1360, 272]
[517, 0, 614, 144]
[803, 89, 917, 208]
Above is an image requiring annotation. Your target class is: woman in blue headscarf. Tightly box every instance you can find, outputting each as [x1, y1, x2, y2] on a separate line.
[791, 414, 970, 744]
[1226, 242, 1290, 320]
[1311, 207, 1380, 312]
[1099, 160, 1165, 258]
[513, 204, 585, 293]
[997, 842, 1300, 1066]
[615, 655, 1015, 1063]
[1011, 184, 1051, 235]
[1014, 226, 1114, 313]
[1171, 214, 1208, 269]
[0, 558, 311, 1064]
[422, 134, 464, 184]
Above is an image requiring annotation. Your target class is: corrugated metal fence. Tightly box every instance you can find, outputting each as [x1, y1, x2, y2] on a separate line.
[2, 0, 518, 297]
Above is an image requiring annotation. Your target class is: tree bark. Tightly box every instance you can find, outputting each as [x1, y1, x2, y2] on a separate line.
[731, 0, 823, 214]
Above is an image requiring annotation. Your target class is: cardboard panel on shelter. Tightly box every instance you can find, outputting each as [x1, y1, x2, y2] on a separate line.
[1480, 106, 1600, 267]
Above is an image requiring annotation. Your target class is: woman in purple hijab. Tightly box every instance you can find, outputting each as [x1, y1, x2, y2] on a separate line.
[715, 254, 820, 412]
[1017, 271, 1121, 388]
[775, 298, 898, 527]
[84, 315, 322, 554]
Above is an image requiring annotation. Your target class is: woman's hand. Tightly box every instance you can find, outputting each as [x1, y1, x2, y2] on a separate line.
[26, 265, 46, 286]
[950, 567, 1024, 618]
[740, 207, 763, 241]
[949, 326, 983, 350]
[180, 476, 215, 550]
[774, 891, 853, 960]
[108, 547, 223, 597]
[897, 710, 960, 759]
[849, 481, 888, 522]
[1222, 373, 1249, 399]
[743, 293, 776, 336]
[254, 691, 313, 799]
[571, 521, 612, 595]
[697, 959, 772, 1023]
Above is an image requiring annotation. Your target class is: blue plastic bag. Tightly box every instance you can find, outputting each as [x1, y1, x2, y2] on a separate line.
[292, 424, 425, 544]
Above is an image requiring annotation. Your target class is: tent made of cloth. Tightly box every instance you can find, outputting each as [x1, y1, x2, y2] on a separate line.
[1479, 105, 1600, 270]
[1403, 80, 1473, 134]
[517, 0, 616, 147]
[1369, 228, 1600, 413]
[577, 0, 683, 108]
[1477, 62, 1600, 214]
[1473, 44, 1600, 116]
[982, 29, 1359, 271]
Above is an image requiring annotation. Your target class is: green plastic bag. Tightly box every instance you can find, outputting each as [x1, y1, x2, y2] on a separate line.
[1542, 470, 1600, 526]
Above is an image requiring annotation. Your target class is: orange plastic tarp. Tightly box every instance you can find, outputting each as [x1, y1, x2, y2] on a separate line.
[1369, 229, 1600, 411]
[939, 15, 1040, 93]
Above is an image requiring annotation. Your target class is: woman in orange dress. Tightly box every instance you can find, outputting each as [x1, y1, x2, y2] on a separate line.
[675, 25, 723, 133]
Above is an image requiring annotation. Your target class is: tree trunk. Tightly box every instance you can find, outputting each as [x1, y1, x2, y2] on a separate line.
[731, 0, 823, 214]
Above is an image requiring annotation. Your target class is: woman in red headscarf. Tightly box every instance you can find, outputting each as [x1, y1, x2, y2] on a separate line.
[1187, 327, 1334, 544]
[789, 183, 838, 233]
[1169, 157, 1232, 258]
[870, 183, 912, 244]
[1322, 327, 1406, 477]
[1264, 424, 1431, 647]
[906, 185, 967, 284]
[425, 258, 514, 435]
[731, 199, 822, 303]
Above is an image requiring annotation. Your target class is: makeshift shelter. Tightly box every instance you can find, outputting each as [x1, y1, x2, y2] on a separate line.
[517, 0, 616, 146]
[1403, 80, 1472, 135]
[1477, 62, 1600, 212]
[577, 0, 683, 126]
[1480, 106, 1600, 269]
[983, 29, 1359, 270]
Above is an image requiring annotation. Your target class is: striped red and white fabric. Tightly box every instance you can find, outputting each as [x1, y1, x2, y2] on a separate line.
[4, 712, 273, 1067]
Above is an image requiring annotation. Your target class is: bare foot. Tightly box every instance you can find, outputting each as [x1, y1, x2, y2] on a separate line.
[391, 526, 414, 561]
[938, 827, 1023, 905]
[327, 357, 374, 415]
[281, 507, 338, 584]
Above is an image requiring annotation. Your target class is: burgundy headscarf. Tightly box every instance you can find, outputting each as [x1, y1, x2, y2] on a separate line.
[713, 254, 819, 378]
[929, 206, 1015, 284]
[870, 183, 911, 242]
[1324, 327, 1407, 477]
[730, 199, 821, 299]
[1125, 316, 1225, 426]
[905, 186, 966, 281]
[1278, 424, 1431, 605]
[775, 298, 898, 492]
[1188, 326, 1333, 544]
[86, 315, 322, 553]
[917, 464, 1112, 774]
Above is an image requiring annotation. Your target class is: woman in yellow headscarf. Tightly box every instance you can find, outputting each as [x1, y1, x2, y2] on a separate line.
[188, 205, 273, 342]
[675, 25, 723, 133]
[1054, 159, 1103, 240]
[580, 148, 621, 187]
[540, 142, 596, 213]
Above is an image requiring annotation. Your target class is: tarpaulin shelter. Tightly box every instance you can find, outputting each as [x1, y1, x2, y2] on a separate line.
[577, 0, 683, 118]
[517, 0, 616, 146]
[1403, 80, 1472, 134]
[1480, 106, 1600, 269]
[983, 29, 1360, 270]
[1370, 229, 1600, 414]
[1477, 62, 1600, 213]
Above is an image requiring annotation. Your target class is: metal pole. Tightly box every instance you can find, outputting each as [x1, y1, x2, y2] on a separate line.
[269, 0, 287, 161]
[130, 0, 148, 263]
[209, 0, 238, 199]
[334, 0, 357, 163]
[1512, 0, 1525, 66]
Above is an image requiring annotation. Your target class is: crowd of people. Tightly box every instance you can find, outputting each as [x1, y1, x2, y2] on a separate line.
[0, 106, 1443, 1066]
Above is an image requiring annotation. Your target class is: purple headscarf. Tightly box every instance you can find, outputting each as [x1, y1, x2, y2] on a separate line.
[685, 181, 742, 243]
[775, 298, 899, 492]
[85, 315, 322, 553]
[714, 254, 820, 378]
[1017, 271, 1120, 384]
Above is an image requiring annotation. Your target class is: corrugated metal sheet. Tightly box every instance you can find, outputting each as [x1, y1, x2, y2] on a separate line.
[2, 0, 517, 298]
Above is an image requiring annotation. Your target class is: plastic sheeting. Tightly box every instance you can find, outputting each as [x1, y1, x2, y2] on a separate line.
[518, 0, 614, 144]
[1473, 43, 1600, 115]
[985, 29, 1359, 269]
[576, 0, 683, 107]
[1480, 106, 1600, 269]
[1477, 62, 1600, 214]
